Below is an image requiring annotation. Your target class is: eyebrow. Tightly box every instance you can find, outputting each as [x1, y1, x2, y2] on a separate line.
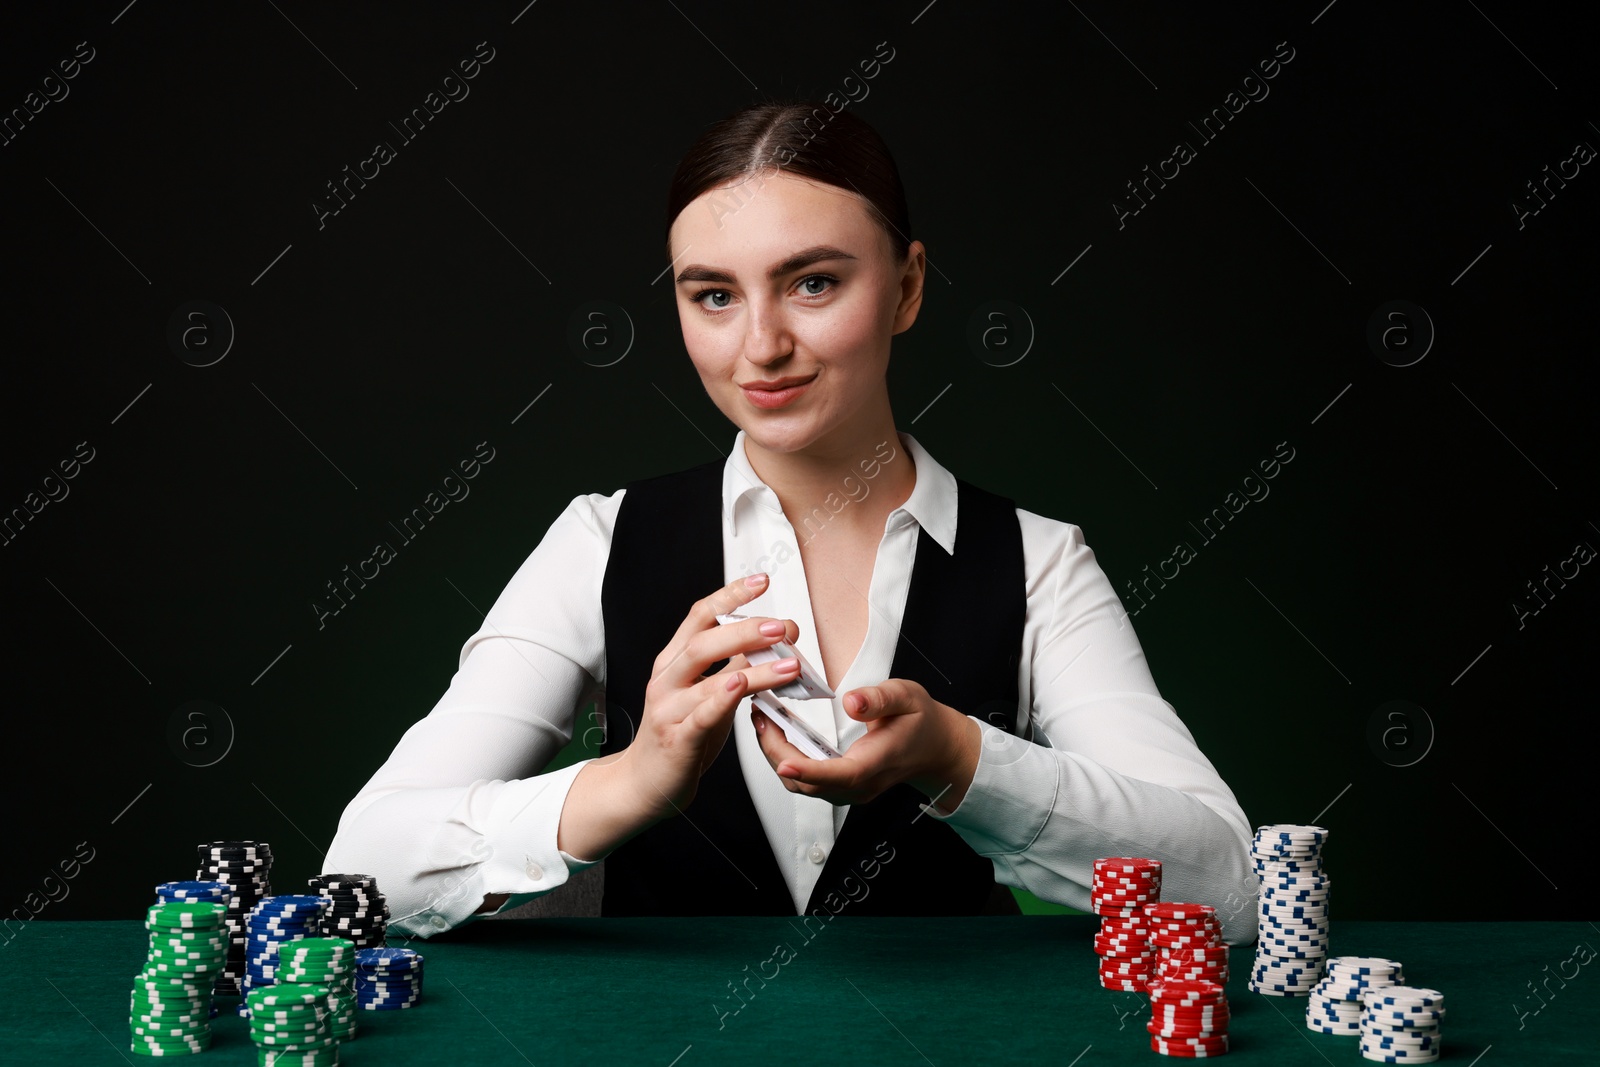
[675, 245, 857, 286]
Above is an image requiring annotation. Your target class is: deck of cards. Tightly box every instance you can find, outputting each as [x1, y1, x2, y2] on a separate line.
[716, 613, 844, 760]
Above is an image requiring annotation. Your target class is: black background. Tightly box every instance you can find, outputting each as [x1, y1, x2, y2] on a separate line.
[2, 1, 1592, 925]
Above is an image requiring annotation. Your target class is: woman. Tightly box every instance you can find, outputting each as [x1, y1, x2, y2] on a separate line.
[324, 100, 1257, 937]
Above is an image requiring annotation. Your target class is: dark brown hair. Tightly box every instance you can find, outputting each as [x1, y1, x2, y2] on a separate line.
[665, 100, 912, 264]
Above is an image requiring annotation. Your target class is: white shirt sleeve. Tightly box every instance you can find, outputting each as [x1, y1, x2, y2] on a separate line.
[926, 511, 1259, 943]
[322, 490, 624, 938]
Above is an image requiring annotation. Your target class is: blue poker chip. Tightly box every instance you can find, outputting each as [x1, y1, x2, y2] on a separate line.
[156, 881, 233, 901]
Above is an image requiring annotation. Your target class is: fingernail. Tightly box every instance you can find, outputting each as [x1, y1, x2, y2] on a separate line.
[759, 620, 785, 636]
[745, 573, 768, 587]
[775, 657, 799, 671]
[754, 714, 766, 732]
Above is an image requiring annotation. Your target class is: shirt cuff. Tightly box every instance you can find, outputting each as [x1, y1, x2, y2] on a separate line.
[925, 716, 1058, 857]
[395, 760, 599, 936]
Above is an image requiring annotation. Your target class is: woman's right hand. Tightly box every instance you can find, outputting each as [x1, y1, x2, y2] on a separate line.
[557, 571, 802, 860]
[617, 571, 801, 820]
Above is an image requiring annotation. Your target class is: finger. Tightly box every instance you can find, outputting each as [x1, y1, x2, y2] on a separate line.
[750, 708, 806, 769]
[683, 656, 801, 736]
[655, 574, 786, 690]
[841, 684, 913, 722]
[772, 753, 867, 792]
[683, 667, 752, 735]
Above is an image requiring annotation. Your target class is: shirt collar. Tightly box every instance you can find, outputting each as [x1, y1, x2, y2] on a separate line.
[722, 428, 958, 555]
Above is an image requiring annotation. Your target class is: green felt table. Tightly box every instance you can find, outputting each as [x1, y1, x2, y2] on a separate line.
[3, 918, 1592, 1065]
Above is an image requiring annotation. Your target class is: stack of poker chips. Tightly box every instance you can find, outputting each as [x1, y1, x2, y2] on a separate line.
[1248, 824, 1330, 996]
[1360, 985, 1445, 1063]
[196, 840, 274, 996]
[1147, 977, 1230, 1057]
[309, 873, 390, 949]
[1146, 902, 1228, 986]
[1090, 857, 1161, 991]
[1306, 956, 1403, 1036]
[277, 938, 360, 1043]
[129, 901, 227, 1056]
[241, 895, 329, 1013]
[246, 982, 339, 1066]
[154, 881, 233, 1011]
[354, 947, 425, 1010]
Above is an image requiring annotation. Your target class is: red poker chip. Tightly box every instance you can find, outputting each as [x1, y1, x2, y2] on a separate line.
[1094, 881, 1160, 893]
[1144, 902, 1218, 921]
[1099, 963, 1154, 977]
[1152, 929, 1223, 942]
[1150, 1039, 1231, 1058]
[1100, 978, 1148, 992]
[1095, 929, 1151, 943]
[1092, 900, 1147, 916]
[1158, 1004, 1228, 1023]
[1153, 1005, 1231, 1022]
[1094, 856, 1162, 869]
[1152, 937, 1223, 951]
[1095, 946, 1153, 960]
[1094, 944, 1152, 956]
[1148, 979, 1226, 1002]
[1094, 931, 1151, 945]
[1152, 916, 1223, 929]
[1162, 945, 1229, 961]
[1152, 934, 1223, 947]
[1158, 970, 1230, 984]
[1152, 1016, 1231, 1032]
[1149, 1025, 1229, 1040]
[1153, 1034, 1229, 1048]
[1158, 973, 1230, 985]
[1152, 918, 1223, 932]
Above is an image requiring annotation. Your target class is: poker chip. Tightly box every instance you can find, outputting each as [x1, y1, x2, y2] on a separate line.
[277, 938, 360, 1041]
[1090, 857, 1162, 991]
[354, 947, 424, 1010]
[1248, 824, 1330, 996]
[194, 840, 275, 997]
[1305, 956, 1404, 1034]
[239, 896, 330, 1011]
[1348, 983, 1443, 1061]
[309, 873, 390, 951]
[130, 902, 227, 1055]
[1151, 1034, 1229, 1057]
[245, 983, 336, 1061]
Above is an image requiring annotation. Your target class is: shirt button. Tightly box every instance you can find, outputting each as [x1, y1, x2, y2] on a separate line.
[429, 914, 449, 930]
[525, 860, 545, 881]
[807, 844, 827, 865]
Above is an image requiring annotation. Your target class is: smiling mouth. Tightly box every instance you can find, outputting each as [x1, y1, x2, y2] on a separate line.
[740, 374, 817, 392]
[739, 374, 816, 408]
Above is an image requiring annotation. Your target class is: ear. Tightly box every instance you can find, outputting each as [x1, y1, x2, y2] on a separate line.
[891, 240, 926, 336]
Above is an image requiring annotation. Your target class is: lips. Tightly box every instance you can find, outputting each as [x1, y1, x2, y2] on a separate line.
[740, 373, 816, 410]
[740, 374, 816, 392]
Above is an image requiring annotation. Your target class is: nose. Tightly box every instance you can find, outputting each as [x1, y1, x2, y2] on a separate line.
[742, 297, 794, 366]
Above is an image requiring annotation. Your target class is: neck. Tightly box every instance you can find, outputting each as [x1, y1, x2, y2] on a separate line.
[741, 414, 915, 540]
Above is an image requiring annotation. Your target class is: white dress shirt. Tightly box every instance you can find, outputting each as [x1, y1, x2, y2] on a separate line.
[324, 429, 1259, 941]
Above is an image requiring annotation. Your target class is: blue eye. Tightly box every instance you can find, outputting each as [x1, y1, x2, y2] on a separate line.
[694, 289, 732, 309]
[799, 275, 836, 296]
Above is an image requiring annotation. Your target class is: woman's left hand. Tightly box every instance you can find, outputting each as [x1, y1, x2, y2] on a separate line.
[751, 678, 981, 811]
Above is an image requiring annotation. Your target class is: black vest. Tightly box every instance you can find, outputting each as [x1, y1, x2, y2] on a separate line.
[597, 455, 1027, 916]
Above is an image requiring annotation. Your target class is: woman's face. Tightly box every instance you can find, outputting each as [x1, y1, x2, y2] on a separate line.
[668, 169, 924, 455]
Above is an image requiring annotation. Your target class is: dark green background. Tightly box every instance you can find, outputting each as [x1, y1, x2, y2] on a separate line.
[1, 1, 1591, 923]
